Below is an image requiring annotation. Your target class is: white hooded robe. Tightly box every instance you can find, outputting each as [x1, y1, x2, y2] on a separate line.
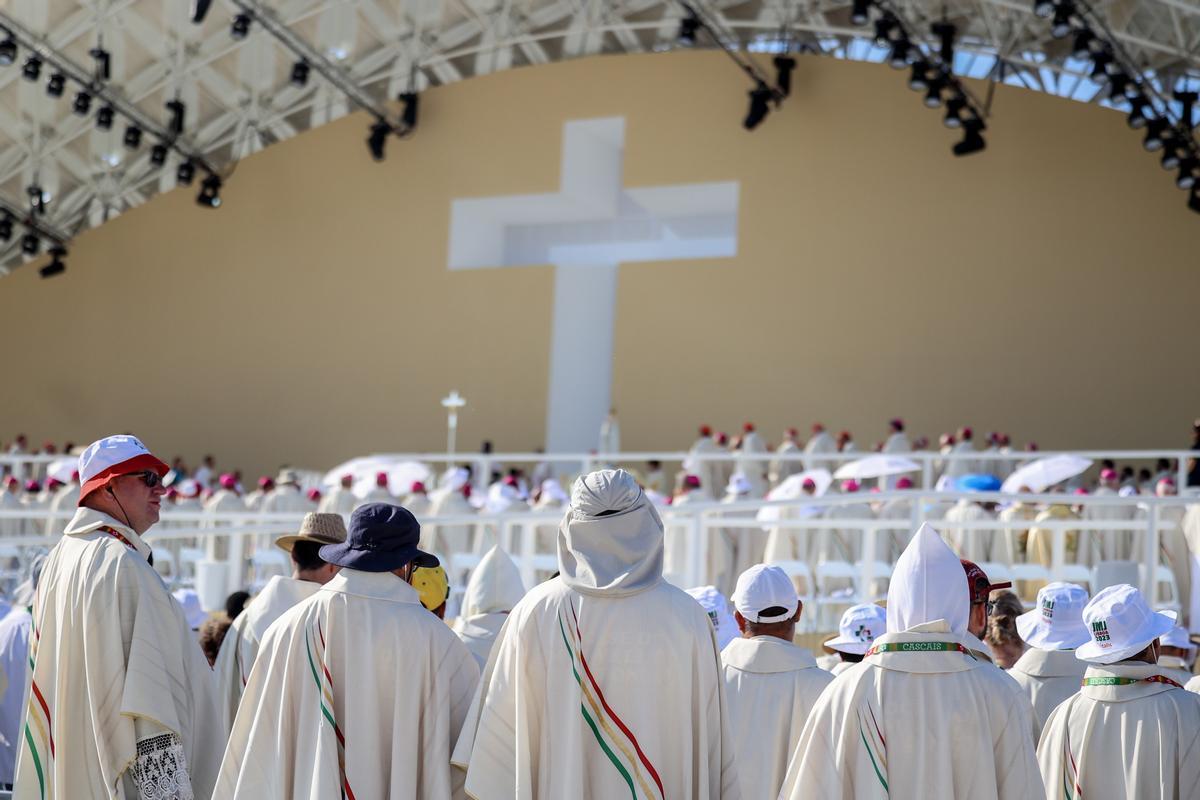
[452, 546, 526, 670]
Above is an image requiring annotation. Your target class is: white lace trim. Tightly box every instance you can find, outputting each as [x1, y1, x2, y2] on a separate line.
[129, 733, 194, 800]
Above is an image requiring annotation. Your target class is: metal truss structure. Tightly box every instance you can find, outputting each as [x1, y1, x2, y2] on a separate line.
[1, 0, 1198, 276]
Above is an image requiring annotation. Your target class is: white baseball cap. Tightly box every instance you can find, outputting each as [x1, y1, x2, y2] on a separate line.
[1159, 625, 1196, 653]
[824, 603, 888, 655]
[1016, 582, 1091, 651]
[732, 564, 799, 623]
[1076, 583, 1176, 664]
[686, 585, 739, 650]
[77, 435, 168, 503]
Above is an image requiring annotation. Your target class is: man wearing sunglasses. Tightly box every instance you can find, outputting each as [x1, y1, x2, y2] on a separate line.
[14, 435, 222, 800]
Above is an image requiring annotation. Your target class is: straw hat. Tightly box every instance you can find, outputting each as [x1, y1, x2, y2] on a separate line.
[275, 512, 347, 553]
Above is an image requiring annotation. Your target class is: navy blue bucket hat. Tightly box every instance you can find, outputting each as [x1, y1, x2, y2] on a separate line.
[319, 503, 439, 572]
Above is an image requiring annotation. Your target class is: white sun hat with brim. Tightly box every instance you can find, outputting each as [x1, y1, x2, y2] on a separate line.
[1075, 583, 1177, 665]
[824, 603, 888, 655]
[1159, 625, 1196, 653]
[1016, 582, 1091, 650]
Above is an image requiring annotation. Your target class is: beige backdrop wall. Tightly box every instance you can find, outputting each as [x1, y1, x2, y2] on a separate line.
[2, 51, 1197, 476]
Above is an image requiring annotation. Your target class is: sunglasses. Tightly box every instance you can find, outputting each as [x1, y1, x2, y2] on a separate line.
[123, 471, 162, 489]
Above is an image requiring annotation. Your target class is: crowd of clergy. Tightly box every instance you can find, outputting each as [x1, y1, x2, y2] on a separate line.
[0, 433, 1198, 799]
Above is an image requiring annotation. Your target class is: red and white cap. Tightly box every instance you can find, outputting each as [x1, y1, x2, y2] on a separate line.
[77, 435, 168, 503]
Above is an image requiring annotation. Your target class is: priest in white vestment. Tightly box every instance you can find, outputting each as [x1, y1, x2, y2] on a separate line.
[779, 523, 1042, 799]
[401, 480, 432, 519]
[768, 429, 802, 487]
[735, 424, 769, 498]
[216, 503, 480, 798]
[428, 468, 477, 558]
[261, 470, 310, 515]
[943, 498, 999, 562]
[0, 555, 42, 788]
[804, 424, 837, 471]
[874, 476, 916, 561]
[818, 481, 874, 564]
[1008, 582, 1089, 740]
[212, 513, 345, 737]
[453, 545, 526, 669]
[1083, 468, 1137, 563]
[879, 419, 911, 489]
[942, 427, 979, 482]
[317, 473, 358, 518]
[14, 435, 222, 800]
[203, 473, 246, 565]
[1037, 584, 1200, 799]
[0, 477, 21, 537]
[685, 425, 724, 501]
[823, 603, 888, 676]
[356, 471, 395, 508]
[454, 469, 741, 799]
[722, 565, 832, 800]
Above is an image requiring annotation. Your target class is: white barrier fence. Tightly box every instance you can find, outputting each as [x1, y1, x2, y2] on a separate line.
[0, 487, 1195, 627]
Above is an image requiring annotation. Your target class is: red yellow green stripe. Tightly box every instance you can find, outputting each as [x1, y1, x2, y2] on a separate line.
[857, 707, 888, 794]
[23, 724, 45, 800]
[557, 613, 637, 800]
[305, 621, 355, 800]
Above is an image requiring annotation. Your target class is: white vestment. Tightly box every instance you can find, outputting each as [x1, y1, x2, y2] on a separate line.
[215, 569, 480, 799]
[428, 488, 476, 557]
[260, 486, 310, 515]
[1082, 487, 1137, 563]
[355, 487, 394, 509]
[316, 486, 357, 518]
[721, 636, 832, 800]
[685, 437, 724, 501]
[1037, 661, 1200, 799]
[212, 575, 321, 737]
[1007, 647, 1085, 741]
[0, 605, 30, 785]
[820, 501, 875, 563]
[454, 475, 741, 799]
[14, 507, 222, 800]
[780, 523, 1042, 800]
[943, 500, 998, 562]
[879, 433, 911, 489]
[401, 493, 432, 520]
[736, 433, 769, 497]
[942, 440, 978, 481]
[768, 440, 802, 486]
[43, 485, 78, 535]
[452, 546, 526, 670]
[203, 488, 246, 564]
[0, 491, 21, 537]
[803, 432, 838, 472]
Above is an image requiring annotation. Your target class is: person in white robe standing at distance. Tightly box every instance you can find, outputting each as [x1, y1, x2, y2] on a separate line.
[14, 434, 222, 800]
[736, 423, 769, 498]
[428, 467, 477, 558]
[212, 512, 345, 737]
[261, 469, 309, 515]
[803, 423, 836, 472]
[1007, 582, 1090, 740]
[879, 418, 911, 489]
[769, 428, 803, 487]
[0, 476, 22, 537]
[454, 468, 741, 799]
[401, 480, 432, 518]
[823, 603, 888, 676]
[356, 470, 394, 508]
[598, 408, 621, 464]
[317, 473, 357, 518]
[452, 545, 526, 669]
[1083, 468, 1137, 563]
[1037, 584, 1200, 799]
[779, 522, 1042, 799]
[722, 564, 832, 800]
[686, 424, 724, 501]
[216, 502, 480, 798]
[0, 554, 43, 789]
[943, 426, 979, 482]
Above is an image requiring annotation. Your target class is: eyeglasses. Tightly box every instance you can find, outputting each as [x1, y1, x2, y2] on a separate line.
[123, 471, 162, 489]
[973, 599, 997, 616]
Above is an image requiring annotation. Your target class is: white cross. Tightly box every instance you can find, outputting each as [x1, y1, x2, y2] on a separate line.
[448, 116, 739, 452]
[441, 390, 466, 454]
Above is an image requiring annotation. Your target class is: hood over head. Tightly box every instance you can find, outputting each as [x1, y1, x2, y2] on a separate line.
[886, 522, 969, 636]
[558, 469, 664, 597]
[461, 545, 526, 617]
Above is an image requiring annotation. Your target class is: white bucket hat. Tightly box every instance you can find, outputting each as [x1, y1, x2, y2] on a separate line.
[686, 585, 740, 650]
[1159, 625, 1196, 654]
[1075, 583, 1176, 664]
[824, 603, 888, 655]
[732, 564, 799, 624]
[1016, 582, 1091, 650]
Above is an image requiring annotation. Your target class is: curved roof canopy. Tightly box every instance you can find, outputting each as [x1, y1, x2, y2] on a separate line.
[1, 0, 1197, 274]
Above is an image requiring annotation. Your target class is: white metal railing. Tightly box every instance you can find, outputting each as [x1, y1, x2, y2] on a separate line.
[0, 488, 1195, 614]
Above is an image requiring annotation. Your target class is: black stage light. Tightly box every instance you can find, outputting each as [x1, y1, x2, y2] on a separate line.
[1034, 0, 1056, 18]
[21, 232, 39, 255]
[1143, 117, 1168, 151]
[888, 39, 910, 69]
[678, 9, 701, 44]
[290, 60, 310, 87]
[150, 143, 168, 166]
[1175, 158, 1197, 190]
[39, 247, 66, 279]
[873, 15, 896, 45]
[22, 55, 40, 81]
[1051, 2, 1075, 38]
[908, 61, 929, 91]
[400, 91, 419, 129]
[1126, 95, 1150, 129]
[932, 21, 956, 64]
[953, 119, 986, 156]
[27, 185, 45, 215]
[231, 14, 252, 39]
[1071, 29, 1095, 59]
[774, 55, 796, 96]
[0, 214, 11, 242]
[1106, 73, 1129, 103]
[73, 90, 92, 115]
[124, 125, 142, 149]
[46, 72, 65, 97]
[743, 82, 772, 130]
[367, 120, 390, 160]
[1160, 136, 1182, 170]
[96, 104, 114, 130]
[850, 0, 872, 26]
[923, 74, 945, 108]
[89, 47, 111, 81]
[166, 99, 186, 136]
[196, 174, 222, 208]
[1089, 51, 1111, 84]
[191, 0, 214, 24]
[176, 159, 196, 185]
[0, 33, 17, 66]
[1188, 187, 1200, 214]
[943, 94, 966, 128]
